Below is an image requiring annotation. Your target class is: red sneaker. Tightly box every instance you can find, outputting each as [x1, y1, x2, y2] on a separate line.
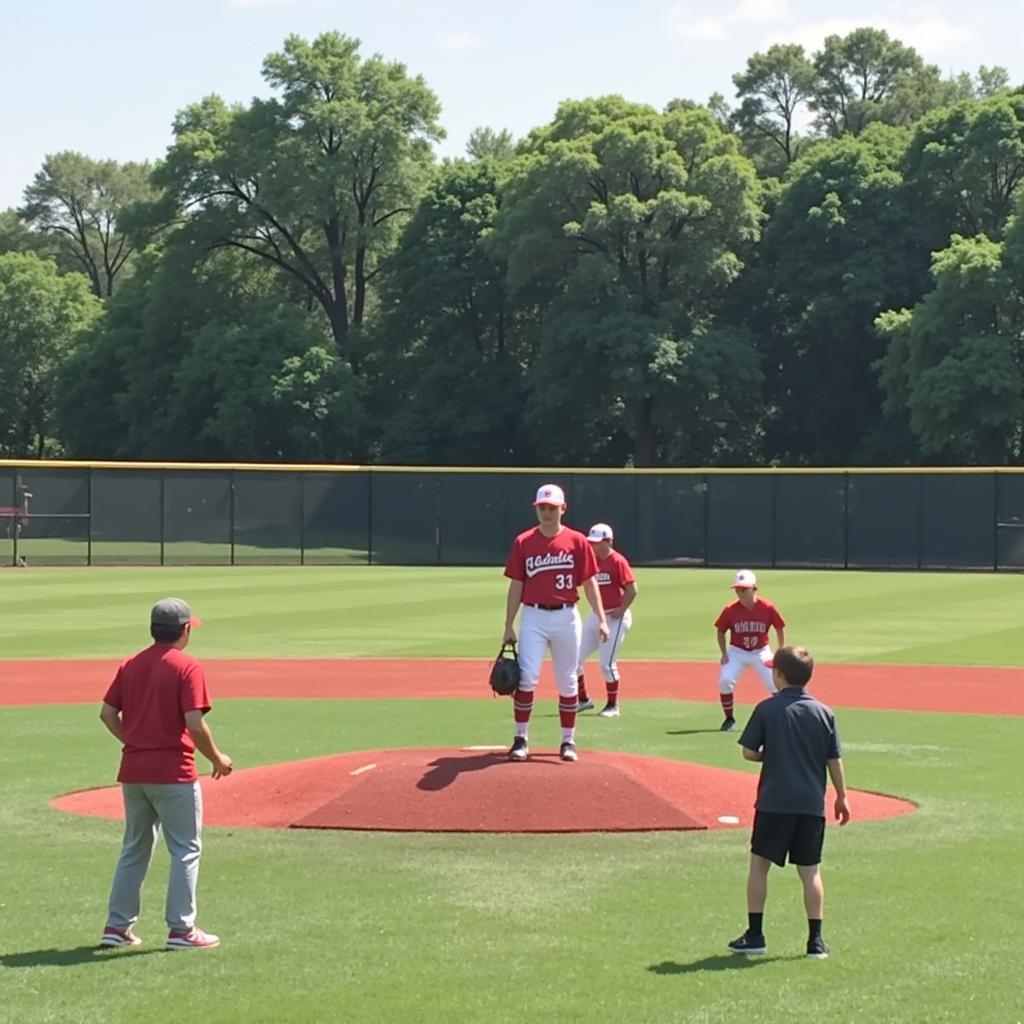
[166, 927, 220, 950]
[99, 925, 141, 948]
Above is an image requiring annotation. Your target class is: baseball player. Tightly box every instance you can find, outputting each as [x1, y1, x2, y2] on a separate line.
[576, 523, 637, 717]
[502, 483, 608, 763]
[714, 570, 786, 732]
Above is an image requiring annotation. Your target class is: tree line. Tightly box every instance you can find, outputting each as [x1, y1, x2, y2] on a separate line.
[2, 28, 1024, 466]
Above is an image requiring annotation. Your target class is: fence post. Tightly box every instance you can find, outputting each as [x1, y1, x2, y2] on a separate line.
[159, 469, 166, 567]
[993, 471, 1000, 571]
[702, 472, 710, 567]
[87, 467, 93, 567]
[916, 473, 924, 570]
[229, 470, 236, 567]
[843, 471, 850, 570]
[299, 473, 306, 567]
[367, 469, 374, 566]
[771, 473, 779, 568]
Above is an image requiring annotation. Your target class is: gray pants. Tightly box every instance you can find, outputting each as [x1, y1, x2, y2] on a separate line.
[106, 781, 203, 932]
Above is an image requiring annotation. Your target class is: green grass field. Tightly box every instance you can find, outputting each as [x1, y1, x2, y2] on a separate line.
[1, 567, 1022, 1024]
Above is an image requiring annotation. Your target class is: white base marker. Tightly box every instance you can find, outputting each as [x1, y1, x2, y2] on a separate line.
[717, 815, 741, 825]
[462, 745, 507, 751]
[350, 763, 378, 776]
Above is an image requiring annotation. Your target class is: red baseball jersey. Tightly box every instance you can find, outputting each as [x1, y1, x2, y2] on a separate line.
[102, 645, 212, 784]
[595, 549, 636, 610]
[714, 598, 785, 651]
[504, 526, 598, 605]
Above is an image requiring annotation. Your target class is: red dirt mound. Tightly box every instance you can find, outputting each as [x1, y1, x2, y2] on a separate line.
[51, 748, 916, 834]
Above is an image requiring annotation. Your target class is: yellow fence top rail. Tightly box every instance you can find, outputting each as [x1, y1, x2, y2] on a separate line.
[1, 459, 1023, 475]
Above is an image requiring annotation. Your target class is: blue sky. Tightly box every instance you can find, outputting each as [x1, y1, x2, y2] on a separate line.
[2, 0, 1022, 210]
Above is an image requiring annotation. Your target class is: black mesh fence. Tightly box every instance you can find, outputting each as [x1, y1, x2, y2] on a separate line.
[4, 465, 1024, 570]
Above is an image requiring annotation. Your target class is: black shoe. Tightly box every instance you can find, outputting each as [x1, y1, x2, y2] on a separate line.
[727, 932, 766, 955]
[806, 937, 830, 959]
[559, 741, 578, 762]
[720, 717, 737, 732]
[508, 736, 528, 762]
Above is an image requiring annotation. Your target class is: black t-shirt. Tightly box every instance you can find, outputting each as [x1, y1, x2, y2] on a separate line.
[739, 688, 841, 816]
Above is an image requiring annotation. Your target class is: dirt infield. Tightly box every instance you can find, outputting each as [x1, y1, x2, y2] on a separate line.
[3, 658, 1022, 714]
[51, 747, 917, 833]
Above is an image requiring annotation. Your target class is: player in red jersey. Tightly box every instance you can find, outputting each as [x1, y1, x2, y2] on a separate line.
[714, 570, 786, 732]
[502, 483, 608, 762]
[576, 522, 637, 717]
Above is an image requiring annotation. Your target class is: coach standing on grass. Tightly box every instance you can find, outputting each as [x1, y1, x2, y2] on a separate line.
[97, 598, 232, 951]
[727, 645, 850, 960]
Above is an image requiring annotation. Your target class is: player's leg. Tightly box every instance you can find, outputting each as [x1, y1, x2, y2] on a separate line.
[509, 606, 546, 760]
[104, 784, 159, 939]
[576, 612, 600, 711]
[791, 816, 829, 958]
[149, 782, 205, 938]
[550, 607, 583, 760]
[598, 610, 631, 716]
[718, 648, 742, 730]
[755, 647, 778, 694]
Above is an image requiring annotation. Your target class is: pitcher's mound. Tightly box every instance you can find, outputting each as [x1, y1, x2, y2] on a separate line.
[52, 747, 916, 834]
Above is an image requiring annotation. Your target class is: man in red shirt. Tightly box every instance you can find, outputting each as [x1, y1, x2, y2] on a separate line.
[502, 484, 609, 762]
[576, 522, 638, 717]
[714, 570, 786, 732]
[97, 598, 233, 951]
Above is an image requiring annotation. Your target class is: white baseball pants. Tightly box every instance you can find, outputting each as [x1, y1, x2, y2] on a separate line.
[517, 605, 582, 697]
[577, 609, 632, 682]
[718, 645, 777, 695]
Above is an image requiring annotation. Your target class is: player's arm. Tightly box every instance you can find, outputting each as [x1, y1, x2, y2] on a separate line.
[503, 579, 523, 643]
[613, 581, 638, 618]
[184, 709, 233, 779]
[582, 576, 609, 641]
[741, 745, 763, 762]
[774, 626, 785, 648]
[99, 702, 124, 743]
[827, 757, 851, 824]
[717, 628, 729, 663]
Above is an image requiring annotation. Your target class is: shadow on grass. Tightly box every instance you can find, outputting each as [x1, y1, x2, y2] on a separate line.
[2, 945, 164, 968]
[665, 728, 724, 736]
[649, 954, 795, 974]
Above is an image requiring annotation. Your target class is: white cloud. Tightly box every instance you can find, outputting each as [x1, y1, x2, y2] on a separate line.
[766, 14, 974, 57]
[669, 0, 792, 41]
[437, 30, 483, 51]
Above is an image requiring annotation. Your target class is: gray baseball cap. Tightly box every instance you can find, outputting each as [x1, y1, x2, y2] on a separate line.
[150, 597, 202, 628]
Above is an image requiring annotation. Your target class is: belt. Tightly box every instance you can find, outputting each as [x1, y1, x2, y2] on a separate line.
[526, 603, 571, 611]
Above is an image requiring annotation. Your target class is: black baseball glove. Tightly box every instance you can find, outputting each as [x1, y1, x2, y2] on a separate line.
[489, 641, 521, 697]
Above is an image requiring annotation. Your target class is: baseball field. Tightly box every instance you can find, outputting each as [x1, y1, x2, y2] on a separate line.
[1, 566, 1022, 1024]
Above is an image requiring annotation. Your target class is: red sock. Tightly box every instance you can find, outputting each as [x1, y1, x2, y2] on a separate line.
[606, 680, 619, 706]
[720, 693, 735, 719]
[577, 674, 589, 701]
[513, 689, 534, 725]
[558, 695, 578, 729]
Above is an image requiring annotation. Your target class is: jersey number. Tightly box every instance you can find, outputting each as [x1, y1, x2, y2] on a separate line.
[555, 573, 574, 590]
[742, 636, 757, 650]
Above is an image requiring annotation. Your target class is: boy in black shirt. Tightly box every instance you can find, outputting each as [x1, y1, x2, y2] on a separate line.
[728, 645, 851, 959]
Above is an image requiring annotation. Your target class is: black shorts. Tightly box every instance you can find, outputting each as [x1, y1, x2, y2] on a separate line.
[751, 811, 825, 867]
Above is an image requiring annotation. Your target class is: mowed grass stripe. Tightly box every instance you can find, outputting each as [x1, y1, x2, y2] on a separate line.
[2, 565, 1023, 664]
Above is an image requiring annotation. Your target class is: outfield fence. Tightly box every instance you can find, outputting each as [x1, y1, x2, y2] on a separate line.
[3, 461, 1024, 570]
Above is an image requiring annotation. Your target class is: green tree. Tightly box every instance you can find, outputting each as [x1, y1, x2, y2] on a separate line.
[466, 127, 516, 161]
[494, 98, 764, 466]
[903, 92, 1024, 243]
[155, 32, 443, 358]
[19, 152, 155, 296]
[810, 28, 931, 137]
[732, 44, 818, 170]
[876, 233, 1024, 462]
[370, 159, 534, 464]
[0, 253, 101, 456]
[743, 124, 924, 463]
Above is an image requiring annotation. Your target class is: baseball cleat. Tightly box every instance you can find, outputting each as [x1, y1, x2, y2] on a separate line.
[577, 698, 595, 712]
[99, 926, 141, 948]
[559, 741, 578, 762]
[806, 938, 830, 959]
[727, 932, 766, 955]
[598, 703, 620, 717]
[508, 736, 529, 762]
[166, 927, 220, 950]
[720, 717, 737, 732]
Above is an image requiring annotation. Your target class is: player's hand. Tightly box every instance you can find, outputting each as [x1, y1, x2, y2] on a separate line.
[720, 653, 729, 665]
[608, 608, 623, 620]
[502, 626, 517, 645]
[834, 795, 851, 825]
[598, 621, 610, 642]
[211, 754, 233, 779]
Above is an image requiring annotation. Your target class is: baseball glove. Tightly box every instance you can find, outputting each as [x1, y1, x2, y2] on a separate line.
[489, 641, 521, 697]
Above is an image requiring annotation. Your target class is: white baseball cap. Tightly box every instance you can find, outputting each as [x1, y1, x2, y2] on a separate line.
[731, 569, 757, 589]
[533, 483, 566, 506]
[587, 523, 614, 542]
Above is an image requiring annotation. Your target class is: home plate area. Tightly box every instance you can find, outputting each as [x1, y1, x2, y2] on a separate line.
[52, 748, 916, 834]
